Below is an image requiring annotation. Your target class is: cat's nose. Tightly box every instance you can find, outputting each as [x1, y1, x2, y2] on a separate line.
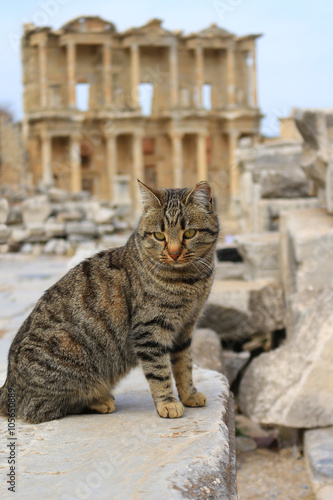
[168, 249, 182, 260]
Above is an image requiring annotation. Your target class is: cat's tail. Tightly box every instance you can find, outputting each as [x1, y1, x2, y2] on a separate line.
[0, 380, 9, 417]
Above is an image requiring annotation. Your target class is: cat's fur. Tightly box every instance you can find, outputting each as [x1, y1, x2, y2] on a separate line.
[0, 181, 219, 423]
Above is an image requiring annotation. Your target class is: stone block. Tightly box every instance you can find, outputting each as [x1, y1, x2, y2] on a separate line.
[43, 238, 69, 256]
[286, 289, 319, 339]
[9, 227, 31, 243]
[234, 233, 280, 280]
[280, 208, 333, 296]
[44, 220, 66, 238]
[0, 198, 9, 224]
[239, 288, 333, 428]
[192, 328, 223, 373]
[222, 350, 250, 385]
[248, 281, 285, 333]
[66, 221, 98, 238]
[294, 108, 333, 214]
[93, 207, 116, 224]
[0, 224, 10, 243]
[198, 279, 283, 341]
[21, 195, 51, 225]
[0, 366, 237, 500]
[215, 261, 245, 280]
[256, 197, 319, 232]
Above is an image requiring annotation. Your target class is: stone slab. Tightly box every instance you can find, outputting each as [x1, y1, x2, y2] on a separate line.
[239, 288, 333, 428]
[0, 365, 236, 500]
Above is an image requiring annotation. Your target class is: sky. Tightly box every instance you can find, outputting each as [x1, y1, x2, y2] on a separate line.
[0, 0, 332, 136]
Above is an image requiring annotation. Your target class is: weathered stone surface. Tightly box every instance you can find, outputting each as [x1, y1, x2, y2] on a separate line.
[256, 197, 319, 232]
[246, 139, 310, 198]
[93, 207, 116, 224]
[199, 279, 281, 341]
[304, 427, 333, 498]
[192, 328, 223, 373]
[286, 289, 319, 339]
[215, 261, 245, 280]
[66, 221, 98, 237]
[222, 350, 250, 385]
[235, 414, 270, 440]
[0, 199, 9, 224]
[294, 108, 333, 213]
[21, 195, 51, 225]
[9, 227, 31, 244]
[235, 233, 280, 280]
[0, 224, 10, 243]
[43, 238, 69, 255]
[44, 219, 66, 238]
[280, 208, 333, 296]
[0, 363, 237, 500]
[256, 167, 311, 199]
[239, 288, 333, 428]
[249, 281, 285, 333]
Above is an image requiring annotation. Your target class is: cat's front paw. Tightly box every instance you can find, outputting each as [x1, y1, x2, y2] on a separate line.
[89, 397, 116, 414]
[157, 400, 184, 418]
[182, 392, 207, 408]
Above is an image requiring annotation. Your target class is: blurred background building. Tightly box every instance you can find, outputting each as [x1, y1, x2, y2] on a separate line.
[18, 16, 261, 213]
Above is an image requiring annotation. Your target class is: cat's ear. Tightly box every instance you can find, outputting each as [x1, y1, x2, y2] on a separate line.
[185, 181, 212, 208]
[137, 179, 162, 208]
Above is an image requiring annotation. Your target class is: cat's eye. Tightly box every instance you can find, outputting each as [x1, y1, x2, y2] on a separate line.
[183, 229, 197, 239]
[154, 232, 166, 241]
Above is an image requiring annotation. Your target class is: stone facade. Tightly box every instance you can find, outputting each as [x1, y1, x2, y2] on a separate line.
[0, 112, 27, 189]
[22, 16, 261, 212]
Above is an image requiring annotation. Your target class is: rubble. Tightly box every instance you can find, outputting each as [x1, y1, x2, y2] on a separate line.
[294, 108, 333, 213]
[222, 350, 250, 385]
[235, 233, 280, 280]
[239, 288, 333, 428]
[0, 189, 132, 255]
[280, 207, 333, 296]
[0, 198, 9, 224]
[199, 279, 285, 341]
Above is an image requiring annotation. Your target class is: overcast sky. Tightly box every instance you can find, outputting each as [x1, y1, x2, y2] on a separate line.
[0, 0, 332, 135]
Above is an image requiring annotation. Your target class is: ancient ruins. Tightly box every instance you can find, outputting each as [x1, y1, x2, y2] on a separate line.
[20, 16, 261, 212]
[0, 13, 332, 500]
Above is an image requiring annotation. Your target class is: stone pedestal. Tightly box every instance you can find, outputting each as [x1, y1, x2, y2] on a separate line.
[0, 365, 237, 500]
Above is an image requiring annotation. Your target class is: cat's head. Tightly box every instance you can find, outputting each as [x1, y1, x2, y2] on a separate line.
[137, 180, 219, 267]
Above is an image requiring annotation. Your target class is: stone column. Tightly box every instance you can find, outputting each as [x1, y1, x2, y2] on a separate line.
[106, 133, 117, 200]
[228, 129, 239, 199]
[171, 132, 183, 188]
[67, 42, 76, 108]
[103, 42, 112, 108]
[39, 40, 48, 108]
[197, 132, 208, 182]
[133, 131, 144, 211]
[226, 46, 236, 107]
[70, 134, 81, 193]
[195, 45, 204, 108]
[41, 133, 52, 185]
[251, 46, 258, 107]
[131, 43, 140, 109]
[169, 43, 179, 108]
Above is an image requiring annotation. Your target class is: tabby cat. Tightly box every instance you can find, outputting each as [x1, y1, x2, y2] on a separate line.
[0, 180, 219, 423]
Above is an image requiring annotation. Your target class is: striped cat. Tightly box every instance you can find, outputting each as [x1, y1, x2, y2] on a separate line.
[0, 180, 219, 423]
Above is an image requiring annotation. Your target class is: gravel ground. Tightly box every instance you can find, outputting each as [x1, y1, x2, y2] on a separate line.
[237, 447, 314, 500]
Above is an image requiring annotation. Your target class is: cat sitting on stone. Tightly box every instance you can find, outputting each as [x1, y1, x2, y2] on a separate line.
[0, 180, 219, 423]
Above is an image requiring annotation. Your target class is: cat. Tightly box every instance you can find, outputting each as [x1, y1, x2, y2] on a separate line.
[0, 180, 219, 423]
